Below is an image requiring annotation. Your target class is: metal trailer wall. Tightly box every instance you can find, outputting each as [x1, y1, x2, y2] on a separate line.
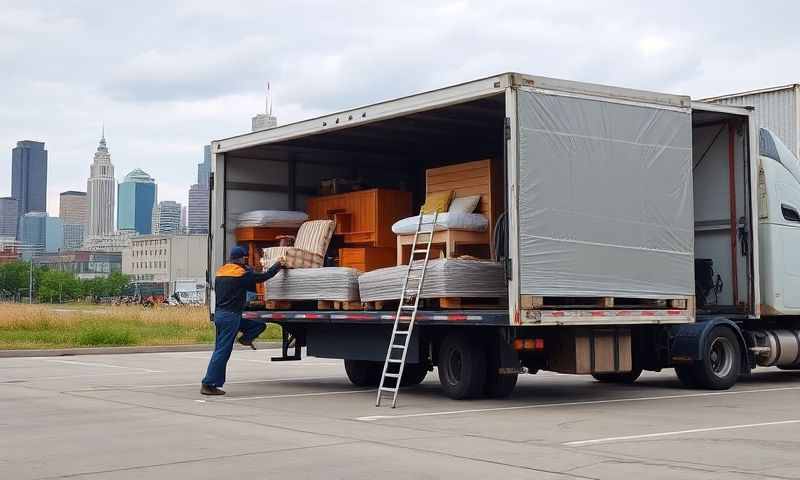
[705, 85, 800, 159]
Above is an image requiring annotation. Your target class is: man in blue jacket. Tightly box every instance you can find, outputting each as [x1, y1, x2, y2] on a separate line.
[201, 246, 284, 395]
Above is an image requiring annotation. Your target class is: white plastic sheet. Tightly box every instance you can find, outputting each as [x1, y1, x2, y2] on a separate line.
[517, 90, 694, 298]
[358, 259, 507, 301]
[265, 267, 360, 301]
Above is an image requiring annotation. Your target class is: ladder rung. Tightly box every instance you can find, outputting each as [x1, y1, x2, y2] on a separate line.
[391, 344, 405, 349]
[412, 249, 428, 254]
[387, 359, 403, 363]
[380, 386, 397, 392]
[384, 373, 400, 378]
[400, 305, 415, 310]
[394, 330, 410, 335]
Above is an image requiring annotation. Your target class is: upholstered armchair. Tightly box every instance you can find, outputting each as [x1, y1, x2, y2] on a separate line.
[261, 219, 335, 269]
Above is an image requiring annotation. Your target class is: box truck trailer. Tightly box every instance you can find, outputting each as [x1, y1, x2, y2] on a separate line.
[208, 72, 800, 400]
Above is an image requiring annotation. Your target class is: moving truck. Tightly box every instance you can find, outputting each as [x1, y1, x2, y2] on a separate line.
[208, 72, 800, 399]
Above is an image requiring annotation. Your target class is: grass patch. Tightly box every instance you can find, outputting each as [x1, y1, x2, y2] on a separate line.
[0, 303, 282, 349]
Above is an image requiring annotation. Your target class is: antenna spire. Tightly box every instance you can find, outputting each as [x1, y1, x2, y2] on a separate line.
[101, 123, 105, 141]
[266, 82, 272, 116]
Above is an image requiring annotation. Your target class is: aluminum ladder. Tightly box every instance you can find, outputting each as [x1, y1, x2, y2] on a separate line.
[376, 211, 438, 408]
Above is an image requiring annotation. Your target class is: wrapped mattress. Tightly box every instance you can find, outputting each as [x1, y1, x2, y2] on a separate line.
[358, 259, 507, 301]
[265, 267, 360, 301]
[236, 210, 308, 228]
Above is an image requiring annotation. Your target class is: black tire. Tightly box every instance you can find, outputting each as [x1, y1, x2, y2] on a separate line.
[344, 359, 382, 387]
[674, 365, 696, 388]
[592, 368, 643, 384]
[401, 363, 429, 386]
[484, 338, 518, 398]
[438, 332, 487, 399]
[691, 326, 741, 390]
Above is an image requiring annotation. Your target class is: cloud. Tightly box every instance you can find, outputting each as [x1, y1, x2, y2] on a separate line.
[1, 0, 800, 219]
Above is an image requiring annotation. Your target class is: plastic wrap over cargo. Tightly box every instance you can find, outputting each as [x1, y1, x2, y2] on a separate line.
[391, 213, 488, 234]
[265, 267, 360, 301]
[359, 259, 507, 301]
[236, 210, 309, 228]
[517, 90, 694, 298]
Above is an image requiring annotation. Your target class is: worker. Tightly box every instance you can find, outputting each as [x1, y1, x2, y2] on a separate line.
[201, 246, 284, 396]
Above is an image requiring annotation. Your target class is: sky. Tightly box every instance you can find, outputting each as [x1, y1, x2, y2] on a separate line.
[3, 0, 800, 216]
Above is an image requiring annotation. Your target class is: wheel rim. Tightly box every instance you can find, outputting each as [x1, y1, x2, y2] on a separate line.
[447, 350, 463, 385]
[709, 337, 735, 378]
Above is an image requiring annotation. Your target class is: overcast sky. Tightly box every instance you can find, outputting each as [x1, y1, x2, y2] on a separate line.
[3, 0, 800, 215]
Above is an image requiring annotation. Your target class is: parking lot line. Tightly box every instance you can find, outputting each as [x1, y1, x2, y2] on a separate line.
[92, 375, 345, 389]
[563, 419, 800, 446]
[196, 388, 374, 402]
[42, 358, 163, 373]
[355, 386, 800, 421]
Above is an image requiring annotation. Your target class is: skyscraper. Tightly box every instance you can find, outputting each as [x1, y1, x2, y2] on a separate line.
[251, 83, 278, 132]
[180, 205, 187, 234]
[45, 216, 64, 253]
[63, 224, 85, 251]
[199, 145, 211, 187]
[0, 197, 18, 238]
[59, 191, 88, 226]
[117, 168, 156, 234]
[11, 141, 47, 221]
[152, 201, 181, 235]
[87, 132, 115, 237]
[18, 212, 47, 259]
[187, 184, 209, 234]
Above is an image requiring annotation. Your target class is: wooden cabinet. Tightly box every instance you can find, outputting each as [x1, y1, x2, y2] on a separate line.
[340, 247, 396, 272]
[306, 188, 411, 249]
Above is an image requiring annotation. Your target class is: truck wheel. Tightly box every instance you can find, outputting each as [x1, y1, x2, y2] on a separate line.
[344, 359, 381, 387]
[484, 338, 518, 398]
[591, 368, 642, 384]
[438, 332, 487, 399]
[401, 363, 429, 386]
[691, 326, 741, 390]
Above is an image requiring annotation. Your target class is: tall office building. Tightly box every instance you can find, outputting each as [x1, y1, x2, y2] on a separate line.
[251, 83, 278, 132]
[59, 191, 88, 226]
[180, 206, 188, 233]
[11, 141, 47, 221]
[87, 132, 115, 237]
[117, 169, 156, 234]
[187, 184, 209, 234]
[0, 197, 18, 238]
[45, 216, 64, 253]
[199, 145, 211, 187]
[152, 201, 181, 235]
[18, 212, 47, 259]
[63, 224, 85, 251]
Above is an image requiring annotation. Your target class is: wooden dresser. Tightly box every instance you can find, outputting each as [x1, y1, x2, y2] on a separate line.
[306, 188, 411, 270]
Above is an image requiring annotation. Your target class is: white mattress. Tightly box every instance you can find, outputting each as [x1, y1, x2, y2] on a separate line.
[358, 259, 507, 302]
[265, 267, 360, 301]
[391, 213, 488, 235]
[236, 210, 309, 228]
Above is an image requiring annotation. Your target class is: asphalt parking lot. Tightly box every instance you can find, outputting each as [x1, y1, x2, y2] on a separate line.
[3, 348, 800, 480]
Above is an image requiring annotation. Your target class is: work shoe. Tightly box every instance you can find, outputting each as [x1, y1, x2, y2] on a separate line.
[200, 384, 226, 396]
[237, 337, 257, 350]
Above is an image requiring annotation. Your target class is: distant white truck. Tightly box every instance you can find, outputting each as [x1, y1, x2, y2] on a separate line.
[208, 73, 800, 400]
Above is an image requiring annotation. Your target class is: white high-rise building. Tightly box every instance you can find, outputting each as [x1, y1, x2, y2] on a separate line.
[87, 131, 115, 237]
[152, 200, 181, 235]
[251, 83, 278, 132]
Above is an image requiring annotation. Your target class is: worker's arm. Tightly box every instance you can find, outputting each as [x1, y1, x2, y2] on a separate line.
[250, 259, 284, 284]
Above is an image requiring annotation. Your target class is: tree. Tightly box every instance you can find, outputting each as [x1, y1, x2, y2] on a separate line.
[105, 272, 130, 297]
[38, 270, 82, 303]
[0, 261, 28, 295]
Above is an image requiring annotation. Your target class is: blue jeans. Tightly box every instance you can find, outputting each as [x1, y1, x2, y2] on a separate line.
[202, 310, 266, 388]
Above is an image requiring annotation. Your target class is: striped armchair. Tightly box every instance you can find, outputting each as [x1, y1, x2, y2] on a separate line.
[261, 220, 335, 269]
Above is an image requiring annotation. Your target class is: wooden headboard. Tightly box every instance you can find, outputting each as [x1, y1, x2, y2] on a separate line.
[425, 158, 502, 233]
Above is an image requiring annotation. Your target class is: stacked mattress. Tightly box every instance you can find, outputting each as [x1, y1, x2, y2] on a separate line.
[358, 259, 507, 301]
[265, 267, 360, 301]
[236, 210, 308, 228]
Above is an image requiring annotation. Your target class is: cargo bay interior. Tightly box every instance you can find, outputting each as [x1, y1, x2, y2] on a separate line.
[691, 107, 755, 315]
[218, 95, 756, 315]
[220, 93, 507, 308]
